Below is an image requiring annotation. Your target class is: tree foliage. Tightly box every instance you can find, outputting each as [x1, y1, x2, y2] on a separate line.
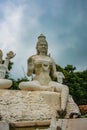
[56, 64, 87, 105]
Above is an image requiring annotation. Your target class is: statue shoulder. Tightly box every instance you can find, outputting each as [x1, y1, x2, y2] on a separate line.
[27, 55, 37, 62]
[49, 56, 56, 64]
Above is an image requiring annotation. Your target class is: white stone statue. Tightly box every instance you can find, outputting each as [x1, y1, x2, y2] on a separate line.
[19, 34, 69, 111]
[0, 50, 15, 89]
[57, 72, 65, 84]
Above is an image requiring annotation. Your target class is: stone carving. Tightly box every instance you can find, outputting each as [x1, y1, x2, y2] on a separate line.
[57, 72, 65, 84]
[19, 34, 80, 121]
[0, 35, 80, 123]
[0, 50, 15, 89]
[0, 90, 51, 122]
[19, 34, 69, 111]
[0, 90, 80, 122]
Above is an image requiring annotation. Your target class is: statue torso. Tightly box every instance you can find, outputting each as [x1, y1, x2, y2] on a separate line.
[30, 55, 54, 85]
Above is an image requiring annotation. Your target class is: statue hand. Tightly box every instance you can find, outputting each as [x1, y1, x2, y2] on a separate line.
[6, 51, 16, 59]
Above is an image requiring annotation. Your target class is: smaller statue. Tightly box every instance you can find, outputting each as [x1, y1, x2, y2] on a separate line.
[57, 72, 65, 84]
[0, 50, 15, 89]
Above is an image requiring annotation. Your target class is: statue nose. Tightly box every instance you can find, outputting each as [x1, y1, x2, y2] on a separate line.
[42, 45, 46, 48]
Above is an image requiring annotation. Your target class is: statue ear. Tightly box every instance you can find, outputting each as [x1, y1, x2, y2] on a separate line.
[36, 45, 39, 54]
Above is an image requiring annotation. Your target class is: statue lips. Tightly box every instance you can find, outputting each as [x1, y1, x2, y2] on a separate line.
[41, 48, 47, 53]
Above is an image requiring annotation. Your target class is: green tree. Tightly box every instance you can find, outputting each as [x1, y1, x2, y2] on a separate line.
[64, 65, 76, 73]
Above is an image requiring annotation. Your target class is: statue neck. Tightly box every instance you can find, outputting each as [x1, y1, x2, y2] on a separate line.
[39, 52, 47, 56]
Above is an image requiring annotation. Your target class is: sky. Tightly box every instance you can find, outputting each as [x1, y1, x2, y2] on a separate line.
[0, 0, 87, 79]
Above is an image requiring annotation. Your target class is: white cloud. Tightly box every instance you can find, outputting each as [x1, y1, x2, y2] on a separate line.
[0, 2, 23, 50]
[0, 1, 43, 79]
[0, 0, 86, 79]
[0, 2, 25, 78]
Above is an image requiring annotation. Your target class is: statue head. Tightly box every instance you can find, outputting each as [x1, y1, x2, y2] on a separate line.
[36, 34, 48, 55]
[0, 50, 3, 64]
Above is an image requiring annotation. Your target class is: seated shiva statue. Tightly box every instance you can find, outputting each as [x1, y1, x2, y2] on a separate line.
[0, 50, 15, 89]
[19, 34, 69, 111]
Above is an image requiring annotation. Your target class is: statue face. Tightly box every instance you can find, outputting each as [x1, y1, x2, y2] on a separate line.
[37, 42, 48, 55]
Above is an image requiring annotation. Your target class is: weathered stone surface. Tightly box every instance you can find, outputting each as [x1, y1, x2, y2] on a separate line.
[10, 120, 50, 127]
[65, 95, 80, 118]
[0, 50, 15, 89]
[10, 118, 87, 130]
[56, 118, 87, 130]
[0, 121, 9, 130]
[0, 90, 59, 122]
[0, 90, 80, 122]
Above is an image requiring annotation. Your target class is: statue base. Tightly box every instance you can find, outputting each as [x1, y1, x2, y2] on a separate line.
[0, 90, 80, 122]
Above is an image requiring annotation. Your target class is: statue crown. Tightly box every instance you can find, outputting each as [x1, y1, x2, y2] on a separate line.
[37, 34, 48, 46]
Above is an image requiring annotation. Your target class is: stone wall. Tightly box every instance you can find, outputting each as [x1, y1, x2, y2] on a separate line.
[10, 118, 87, 130]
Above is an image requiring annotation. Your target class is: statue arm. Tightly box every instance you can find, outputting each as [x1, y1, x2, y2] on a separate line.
[50, 58, 58, 79]
[51, 58, 65, 83]
[27, 57, 34, 76]
[4, 58, 10, 68]
[4, 51, 15, 68]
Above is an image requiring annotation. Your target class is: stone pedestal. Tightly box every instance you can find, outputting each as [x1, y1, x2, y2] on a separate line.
[0, 90, 80, 122]
[9, 118, 87, 130]
[0, 121, 9, 130]
[0, 90, 60, 122]
[56, 118, 87, 130]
